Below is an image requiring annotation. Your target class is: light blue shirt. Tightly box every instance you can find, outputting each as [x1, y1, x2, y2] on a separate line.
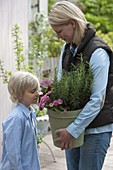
[0, 103, 40, 170]
[58, 44, 113, 139]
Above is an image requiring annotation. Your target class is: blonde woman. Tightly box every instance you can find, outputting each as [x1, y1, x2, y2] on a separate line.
[49, 1, 113, 170]
[0, 71, 40, 170]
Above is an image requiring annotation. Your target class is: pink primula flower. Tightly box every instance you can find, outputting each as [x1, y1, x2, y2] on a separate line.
[53, 100, 59, 106]
[57, 99, 63, 104]
[47, 91, 52, 95]
[49, 103, 54, 107]
[52, 99, 63, 106]
[39, 101, 45, 110]
[40, 78, 52, 88]
[63, 109, 68, 112]
[42, 94, 50, 102]
[39, 94, 50, 110]
[39, 91, 64, 111]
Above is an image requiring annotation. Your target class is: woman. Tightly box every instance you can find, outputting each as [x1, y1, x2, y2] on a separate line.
[48, 1, 113, 170]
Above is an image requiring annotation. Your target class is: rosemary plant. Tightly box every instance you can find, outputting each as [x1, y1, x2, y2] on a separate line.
[50, 58, 94, 111]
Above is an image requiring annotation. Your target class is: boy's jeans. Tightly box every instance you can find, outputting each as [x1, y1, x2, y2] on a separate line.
[65, 132, 112, 170]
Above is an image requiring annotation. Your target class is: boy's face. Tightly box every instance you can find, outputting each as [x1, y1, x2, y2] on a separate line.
[20, 87, 39, 108]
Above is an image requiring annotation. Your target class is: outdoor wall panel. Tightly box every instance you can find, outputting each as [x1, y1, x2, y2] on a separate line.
[0, 0, 28, 157]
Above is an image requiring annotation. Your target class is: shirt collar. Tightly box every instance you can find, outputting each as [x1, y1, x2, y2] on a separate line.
[70, 43, 78, 57]
[17, 102, 34, 118]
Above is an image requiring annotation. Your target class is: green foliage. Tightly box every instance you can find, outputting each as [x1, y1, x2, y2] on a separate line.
[77, 0, 113, 33]
[50, 56, 94, 111]
[77, 0, 113, 50]
[0, 24, 34, 83]
[0, 60, 12, 83]
[29, 13, 49, 71]
[96, 30, 113, 50]
[1, 13, 63, 84]
[46, 29, 64, 58]
[48, 0, 57, 12]
[37, 132, 43, 144]
[29, 12, 63, 61]
[12, 24, 25, 70]
[35, 107, 47, 117]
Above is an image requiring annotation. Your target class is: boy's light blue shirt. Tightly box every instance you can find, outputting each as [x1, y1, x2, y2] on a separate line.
[58, 44, 113, 139]
[0, 103, 40, 170]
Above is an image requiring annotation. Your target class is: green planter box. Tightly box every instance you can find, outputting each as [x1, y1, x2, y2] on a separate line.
[48, 109, 84, 148]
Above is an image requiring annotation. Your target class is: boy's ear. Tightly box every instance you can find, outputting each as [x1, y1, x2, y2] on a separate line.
[18, 95, 23, 101]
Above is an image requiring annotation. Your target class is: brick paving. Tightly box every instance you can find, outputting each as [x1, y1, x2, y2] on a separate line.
[39, 132, 113, 170]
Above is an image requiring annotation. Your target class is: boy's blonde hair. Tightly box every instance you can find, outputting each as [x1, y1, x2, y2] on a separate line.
[8, 71, 40, 103]
[48, 1, 88, 45]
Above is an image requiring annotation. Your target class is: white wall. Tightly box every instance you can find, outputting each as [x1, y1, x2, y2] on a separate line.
[0, 0, 29, 157]
[31, 0, 48, 18]
[0, 0, 49, 157]
[40, 0, 48, 16]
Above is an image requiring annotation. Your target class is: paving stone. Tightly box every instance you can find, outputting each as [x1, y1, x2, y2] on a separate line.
[39, 132, 113, 170]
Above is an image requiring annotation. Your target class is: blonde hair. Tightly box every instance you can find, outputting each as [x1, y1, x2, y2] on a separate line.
[8, 71, 40, 103]
[48, 1, 88, 44]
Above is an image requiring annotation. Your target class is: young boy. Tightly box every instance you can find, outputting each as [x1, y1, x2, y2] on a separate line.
[0, 71, 40, 170]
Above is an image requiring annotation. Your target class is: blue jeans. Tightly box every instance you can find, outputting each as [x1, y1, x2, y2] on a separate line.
[65, 132, 112, 170]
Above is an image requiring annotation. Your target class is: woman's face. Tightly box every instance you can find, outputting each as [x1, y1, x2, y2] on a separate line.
[51, 20, 76, 44]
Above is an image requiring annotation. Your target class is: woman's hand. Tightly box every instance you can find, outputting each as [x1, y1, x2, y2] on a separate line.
[54, 128, 74, 150]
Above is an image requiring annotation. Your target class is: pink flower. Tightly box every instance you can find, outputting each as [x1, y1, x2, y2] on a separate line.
[47, 91, 52, 95]
[49, 103, 54, 107]
[39, 94, 50, 110]
[39, 102, 45, 110]
[39, 91, 64, 111]
[40, 78, 53, 88]
[53, 100, 59, 106]
[63, 109, 68, 112]
[43, 95, 50, 102]
[57, 99, 63, 104]
[52, 99, 63, 107]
